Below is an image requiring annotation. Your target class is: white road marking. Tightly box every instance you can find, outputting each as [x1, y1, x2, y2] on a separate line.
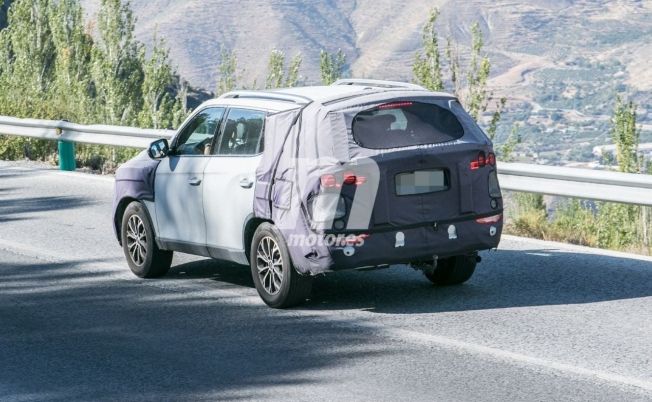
[48, 170, 115, 183]
[379, 326, 652, 393]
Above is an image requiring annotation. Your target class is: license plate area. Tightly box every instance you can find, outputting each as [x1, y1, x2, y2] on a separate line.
[395, 169, 448, 196]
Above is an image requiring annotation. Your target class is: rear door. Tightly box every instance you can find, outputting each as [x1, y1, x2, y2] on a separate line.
[155, 107, 225, 251]
[203, 108, 267, 259]
[350, 100, 479, 227]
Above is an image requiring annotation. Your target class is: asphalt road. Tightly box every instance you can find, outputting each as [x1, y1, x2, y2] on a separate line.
[1, 161, 651, 401]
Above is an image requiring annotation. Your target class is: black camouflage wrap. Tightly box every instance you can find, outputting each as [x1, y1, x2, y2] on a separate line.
[254, 90, 503, 275]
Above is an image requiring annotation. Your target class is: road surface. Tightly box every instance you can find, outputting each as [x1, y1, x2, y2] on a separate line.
[1, 161, 651, 401]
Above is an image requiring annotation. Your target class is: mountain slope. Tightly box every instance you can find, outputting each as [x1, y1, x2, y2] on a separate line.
[79, 1, 652, 95]
[54, 0, 652, 162]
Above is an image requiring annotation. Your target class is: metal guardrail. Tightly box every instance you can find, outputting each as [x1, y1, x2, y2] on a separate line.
[498, 163, 652, 206]
[0, 116, 174, 149]
[1, 115, 651, 206]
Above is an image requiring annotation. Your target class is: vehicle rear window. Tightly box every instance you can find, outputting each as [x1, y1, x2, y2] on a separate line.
[352, 101, 464, 149]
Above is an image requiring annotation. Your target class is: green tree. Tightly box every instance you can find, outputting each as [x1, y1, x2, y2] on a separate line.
[413, 8, 443, 91]
[444, 37, 460, 94]
[265, 49, 284, 89]
[265, 49, 302, 89]
[0, 0, 56, 117]
[414, 9, 505, 130]
[48, 0, 93, 121]
[215, 46, 238, 96]
[319, 49, 346, 85]
[486, 97, 507, 141]
[138, 36, 183, 129]
[610, 96, 639, 173]
[598, 96, 644, 250]
[285, 53, 302, 87]
[0, 0, 57, 160]
[91, 0, 144, 125]
[0, 0, 185, 167]
[498, 124, 521, 161]
[466, 23, 491, 121]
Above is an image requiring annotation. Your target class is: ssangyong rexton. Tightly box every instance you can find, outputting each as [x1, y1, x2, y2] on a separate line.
[113, 79, 503, 308]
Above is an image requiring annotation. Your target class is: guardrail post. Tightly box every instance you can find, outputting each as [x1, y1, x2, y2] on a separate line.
[57, 140, 76, 171]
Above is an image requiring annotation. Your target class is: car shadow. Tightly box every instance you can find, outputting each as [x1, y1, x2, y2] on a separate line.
[0, 256, 389, 401]
[167, 256, 255, 288]
[164, 247, 652, 314]
[0, 195, 96, 222]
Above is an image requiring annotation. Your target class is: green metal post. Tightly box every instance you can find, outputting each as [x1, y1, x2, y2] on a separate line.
[57, 140, 76, 171]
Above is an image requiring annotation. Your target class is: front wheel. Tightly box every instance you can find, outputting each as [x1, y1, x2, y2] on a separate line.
[250, 223, 312, 308]
[424, 253, 477, 286]
[121, 202, 173, 278]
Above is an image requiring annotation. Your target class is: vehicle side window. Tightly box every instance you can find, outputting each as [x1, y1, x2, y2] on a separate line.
[214, 108, 266, 156]
[174, 108, 225, 156]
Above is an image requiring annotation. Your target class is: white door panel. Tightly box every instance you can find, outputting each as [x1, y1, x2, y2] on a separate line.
[203, 156, 261, 252]
[155, 156, 209, 246]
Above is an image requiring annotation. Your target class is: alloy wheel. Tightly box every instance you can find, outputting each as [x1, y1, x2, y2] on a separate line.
[256, 236, 283, 295]
[126, 215, 147, 266]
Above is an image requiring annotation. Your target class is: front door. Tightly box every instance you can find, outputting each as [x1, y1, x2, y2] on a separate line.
[203, 108, 266, 259]
[155, 107, 225, 252]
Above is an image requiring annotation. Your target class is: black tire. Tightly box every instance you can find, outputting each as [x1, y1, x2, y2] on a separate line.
[250, 223, 312, 308]
[121, 201, 173, 278]
[424, 253, 477, 286]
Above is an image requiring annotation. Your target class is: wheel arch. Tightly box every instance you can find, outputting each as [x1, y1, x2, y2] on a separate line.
[115, 198, 157, 246]
[243, 215, 273, 263]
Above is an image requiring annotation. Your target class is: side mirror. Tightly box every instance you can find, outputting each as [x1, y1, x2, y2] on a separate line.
[147, 138, 170, 160]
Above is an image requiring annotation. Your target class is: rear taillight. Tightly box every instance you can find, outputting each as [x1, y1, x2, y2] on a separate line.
[470, 152, 496, 170]
[342, 172, 357, 185]
[321, 172, 367, 189]
[476, 214, 502, 224]
[344, 233, 370, 245]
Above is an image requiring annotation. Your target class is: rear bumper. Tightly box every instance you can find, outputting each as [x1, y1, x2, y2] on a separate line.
[327, 219, 502, 270]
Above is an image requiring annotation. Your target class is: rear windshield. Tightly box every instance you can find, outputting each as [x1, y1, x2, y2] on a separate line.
[352, 101, 464, 149]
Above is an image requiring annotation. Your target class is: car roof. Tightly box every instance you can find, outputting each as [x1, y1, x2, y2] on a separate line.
[200, 80, 456, 112]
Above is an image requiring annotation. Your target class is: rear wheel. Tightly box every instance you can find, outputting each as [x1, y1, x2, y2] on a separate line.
[250, 223, 312, 308]
[424, 253, 477, 286]
[121, 202, 173, 278]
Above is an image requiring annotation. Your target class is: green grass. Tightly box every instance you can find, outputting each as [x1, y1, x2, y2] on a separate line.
[505, 193, 652, 255]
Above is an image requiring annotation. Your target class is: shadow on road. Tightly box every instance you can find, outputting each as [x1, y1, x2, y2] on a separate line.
[2, 245, 651, 400]
[0, 256, 391, 401]
[305, 248, 652, 314]
[0, 195, 96, 222]
[164, 247, 652, 315]
[168, 258, 255, 289]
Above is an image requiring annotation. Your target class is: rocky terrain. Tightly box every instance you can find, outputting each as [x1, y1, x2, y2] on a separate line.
[7, 0, 652, 162]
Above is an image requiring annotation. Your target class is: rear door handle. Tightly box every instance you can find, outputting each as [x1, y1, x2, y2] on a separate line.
[239, 178, 254, 189]
[188, 177, 202, 186]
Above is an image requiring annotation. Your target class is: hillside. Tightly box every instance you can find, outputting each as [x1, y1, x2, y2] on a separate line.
[13, 0, 652, 163]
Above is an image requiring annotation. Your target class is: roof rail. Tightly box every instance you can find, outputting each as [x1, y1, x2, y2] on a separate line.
[332, 79, 425, 90]
[219, 90, 312, 104]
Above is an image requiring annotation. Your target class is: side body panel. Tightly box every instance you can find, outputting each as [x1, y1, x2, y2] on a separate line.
[154, 155, 209, 252]
[203, 155, 261, 264]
